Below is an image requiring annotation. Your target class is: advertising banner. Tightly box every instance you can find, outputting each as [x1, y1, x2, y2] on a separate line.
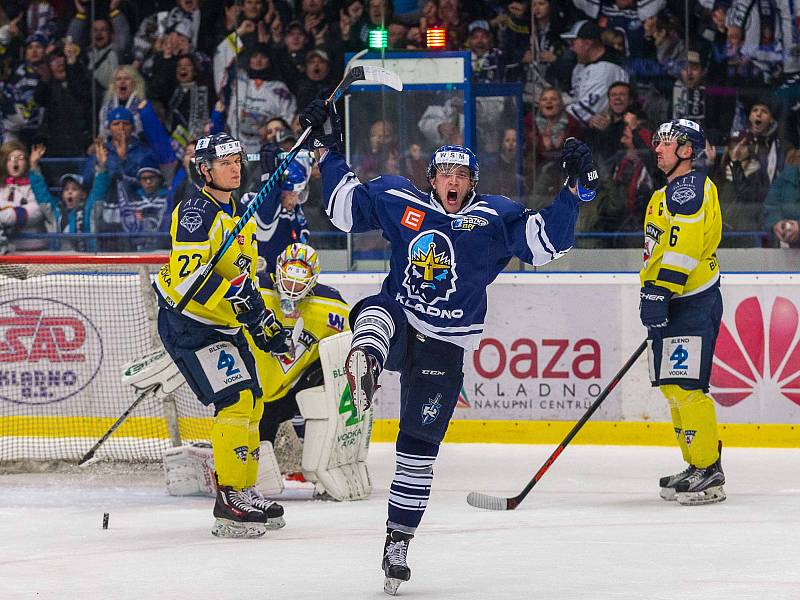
[2, 271, 798, 426]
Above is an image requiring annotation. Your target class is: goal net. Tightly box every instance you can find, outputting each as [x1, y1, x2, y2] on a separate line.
[0, 254, 212, 468]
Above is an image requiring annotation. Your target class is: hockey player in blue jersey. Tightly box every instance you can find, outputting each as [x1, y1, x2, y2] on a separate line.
[250, 157, 311, 275]
[299, 99, 598, 595]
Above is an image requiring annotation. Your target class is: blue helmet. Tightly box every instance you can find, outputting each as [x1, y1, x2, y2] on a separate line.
[193, 133, 246, 177]
[653, 119, 706, 159]
[280, 160, 309, 203]
[426, 145, 480, 184]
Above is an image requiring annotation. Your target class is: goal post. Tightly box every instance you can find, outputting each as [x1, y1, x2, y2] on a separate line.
[0, 254, 213, 467]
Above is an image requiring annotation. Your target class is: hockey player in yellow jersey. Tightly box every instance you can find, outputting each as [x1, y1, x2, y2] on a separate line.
[248, 243, 350, 448]
[641, 119, 725, 505]
[155, 133, 292, 537]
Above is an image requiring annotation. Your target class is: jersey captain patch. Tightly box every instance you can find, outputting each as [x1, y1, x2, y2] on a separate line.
[403, 230, 458, 305]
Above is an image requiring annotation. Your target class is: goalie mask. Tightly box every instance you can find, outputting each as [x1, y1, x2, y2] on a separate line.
[275, 243, 320, 309]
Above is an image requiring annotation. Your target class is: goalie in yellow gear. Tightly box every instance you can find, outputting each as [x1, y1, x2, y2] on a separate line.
[246, 243, 372, 501]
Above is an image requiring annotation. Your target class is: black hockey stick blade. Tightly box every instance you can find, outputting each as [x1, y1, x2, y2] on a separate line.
[467, 340, 648, 511]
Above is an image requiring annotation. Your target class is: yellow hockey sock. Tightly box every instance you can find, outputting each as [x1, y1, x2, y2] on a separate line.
[212, 390, 255, 489]
[666, 396, 691, 464]
[245, 396, 265, 488]
[661, 385, 720, 469]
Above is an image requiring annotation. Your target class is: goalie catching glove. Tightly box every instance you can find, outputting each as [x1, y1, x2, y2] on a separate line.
[299, 98, 343, 152]
[561, 137, 598, 202]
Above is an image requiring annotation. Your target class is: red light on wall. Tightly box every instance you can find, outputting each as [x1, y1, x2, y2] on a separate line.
[427, 27, 446, 49]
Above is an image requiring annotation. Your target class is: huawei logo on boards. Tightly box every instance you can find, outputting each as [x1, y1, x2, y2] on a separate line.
[710, 296, 800, 406]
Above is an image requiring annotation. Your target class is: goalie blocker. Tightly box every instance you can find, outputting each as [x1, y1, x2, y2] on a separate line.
[159, 332, 372, 501]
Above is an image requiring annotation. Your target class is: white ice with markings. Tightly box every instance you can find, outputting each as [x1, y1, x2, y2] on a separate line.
[2, 444, 799, 600]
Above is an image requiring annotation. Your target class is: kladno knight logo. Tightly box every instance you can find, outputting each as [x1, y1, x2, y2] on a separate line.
[710, 296, 800, 406]
[403, 230, 458, 305]
[0, 298, 103, 405]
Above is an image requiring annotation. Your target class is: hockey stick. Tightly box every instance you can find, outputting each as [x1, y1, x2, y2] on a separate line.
[467, 339, 648, 510]
[78, 384, 159, 466]
[175, 65, 402, 313]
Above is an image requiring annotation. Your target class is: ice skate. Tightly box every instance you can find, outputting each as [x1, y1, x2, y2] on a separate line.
[245, 486, 286, 530]
[211, 486, 267, 538]
[345, 346, 379, 414]
[659, 465, 695, 501]
[675, 455, 726, 505]
[382, 529, 413, 595]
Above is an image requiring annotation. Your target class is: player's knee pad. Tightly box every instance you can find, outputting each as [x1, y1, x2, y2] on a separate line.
[660, 384, 707, 409]
[295, 331, 373, 501]
[215, 388, 255, 423]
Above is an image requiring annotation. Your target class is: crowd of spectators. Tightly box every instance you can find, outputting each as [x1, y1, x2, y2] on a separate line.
[0, 0, 799, 253]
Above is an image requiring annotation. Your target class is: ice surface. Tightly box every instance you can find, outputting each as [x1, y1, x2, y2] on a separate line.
[2, 444, 799, 600]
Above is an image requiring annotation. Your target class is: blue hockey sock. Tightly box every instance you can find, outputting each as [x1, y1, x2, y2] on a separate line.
[387, 431, 440, 534]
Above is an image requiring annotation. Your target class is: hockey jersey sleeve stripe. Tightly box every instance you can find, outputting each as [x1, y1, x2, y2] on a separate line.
[172, 242, 211, 252]
[386, 188, 433, 211]
[326, 171, 359, 232]
[662, 251, 699, 271]
[673, 213, 704, 224]
[525, 213, 556, 264]
[175, 267, 228, 308]
[465, 205, 499, 216]
[656, 267, 688, 286]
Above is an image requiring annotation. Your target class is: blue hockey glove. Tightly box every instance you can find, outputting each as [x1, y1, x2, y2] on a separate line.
[226, 273, 266, 327]
[639, 283, 673, 329]
[561, 137, 598, 202]
[299, 99, 343, 152]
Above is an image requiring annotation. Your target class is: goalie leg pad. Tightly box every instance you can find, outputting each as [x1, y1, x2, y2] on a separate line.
[164, 443, 217, 497]
[295, 332, 373, 501]
[255, 441, 285, 496]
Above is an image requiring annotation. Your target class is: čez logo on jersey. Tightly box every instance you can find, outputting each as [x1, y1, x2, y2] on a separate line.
[402, 230, 458, 305]
[660, 336, 702, 380]
[421, 393, 443, 425]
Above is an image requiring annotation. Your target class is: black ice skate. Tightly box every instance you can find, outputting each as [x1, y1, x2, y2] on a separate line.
[382, 529, 413, 596]
[675, 453, 726, 506]
[211, 486, 267, 538]
[659, 465, 695, 501]
[245, 486, 286, 530]
[345, 346, 379, 414]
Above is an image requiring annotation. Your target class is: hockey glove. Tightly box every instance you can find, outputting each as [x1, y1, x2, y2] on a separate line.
[299, 99, 343, 152]
[249, 312, 294, 355]
[561, 137, 598, 202]
[639, 283, 673, 329]
[259, 142, 281, 179]
[226, 273, 266, 328]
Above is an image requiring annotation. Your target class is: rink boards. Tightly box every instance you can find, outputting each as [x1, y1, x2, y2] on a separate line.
[1, 272, 799, 448]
